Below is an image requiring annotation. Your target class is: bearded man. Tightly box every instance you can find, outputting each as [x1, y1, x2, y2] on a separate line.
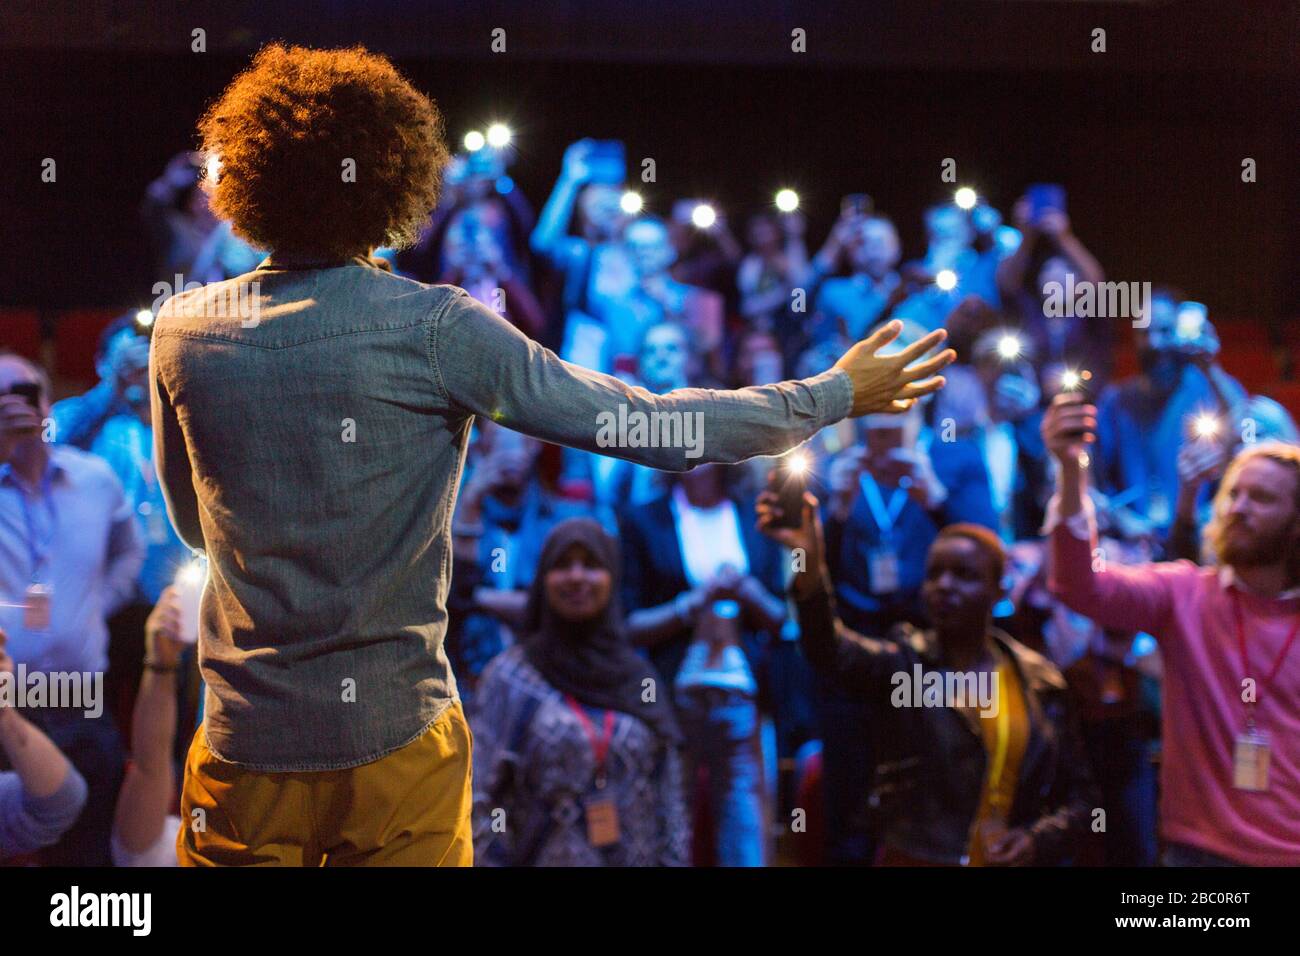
[1044, 394, 1300, 865]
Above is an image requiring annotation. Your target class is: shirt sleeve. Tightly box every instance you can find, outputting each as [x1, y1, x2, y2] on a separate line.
[149, 331, 204, 551]
[429, 291, 853, 471]
[1045, 493, 1191, 641]
[793, 576, 911, 689]
[0, 765, 88, 860]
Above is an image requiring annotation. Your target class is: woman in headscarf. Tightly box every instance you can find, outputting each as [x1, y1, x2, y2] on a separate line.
[470, 517, 688, 866]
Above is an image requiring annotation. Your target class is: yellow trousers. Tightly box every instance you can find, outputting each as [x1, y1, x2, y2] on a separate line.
[177, 702, 473, 866]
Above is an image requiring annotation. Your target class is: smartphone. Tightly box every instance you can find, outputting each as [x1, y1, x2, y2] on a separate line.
[1175, 302, 1208, 342]
[585, 140, 626, 184]
[841, 193, 873, 218]
[1055, 390, 1091, 441]
[1026, 183, 1066, 222]
[766, 459, 808, 530]
[9, 383, 41, 408]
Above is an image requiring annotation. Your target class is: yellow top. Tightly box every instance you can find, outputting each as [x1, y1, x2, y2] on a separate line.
[966, 650, 1030, 866]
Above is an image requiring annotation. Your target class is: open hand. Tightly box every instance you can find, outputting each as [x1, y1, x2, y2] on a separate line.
[833, 320, 955, 417]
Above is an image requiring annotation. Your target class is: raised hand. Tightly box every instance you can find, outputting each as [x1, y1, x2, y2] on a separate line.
[144, 587, 186, 671]
[1041, 392, 1097, 465]
[833, 320, 955, 416]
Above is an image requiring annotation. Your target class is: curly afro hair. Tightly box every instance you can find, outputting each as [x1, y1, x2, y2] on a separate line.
[197, 43, 448, 261]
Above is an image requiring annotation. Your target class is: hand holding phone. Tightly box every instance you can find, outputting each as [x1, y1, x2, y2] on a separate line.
[841, 194, 872, 218]
[0, 389, 44, 463]
[766, 457, 809, 530]
[1042, 392, 1096, 464]
[1025, 183, 1067, 224]
[9, 383, 41, 408]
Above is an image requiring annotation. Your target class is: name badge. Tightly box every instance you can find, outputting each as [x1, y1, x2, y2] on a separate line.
[869, 548, 901, 595]
[585, 796, 621, 847]
[1233, 729, 1270, 792]
[24, 583, 53, 631]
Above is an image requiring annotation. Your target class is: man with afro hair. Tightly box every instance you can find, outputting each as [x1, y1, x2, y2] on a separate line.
[152, 43, 954, 866]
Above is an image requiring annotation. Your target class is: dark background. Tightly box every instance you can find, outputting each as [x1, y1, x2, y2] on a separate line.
[1, 0, 1295, 329]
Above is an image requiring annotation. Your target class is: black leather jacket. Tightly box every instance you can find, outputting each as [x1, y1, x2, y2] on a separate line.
[796, 580, 1097, 865]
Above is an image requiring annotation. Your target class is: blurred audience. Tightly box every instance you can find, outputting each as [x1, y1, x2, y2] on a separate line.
[0, 352, 142, 866]
[0, 629, 89, 861]
[14, 139, 1300, 869]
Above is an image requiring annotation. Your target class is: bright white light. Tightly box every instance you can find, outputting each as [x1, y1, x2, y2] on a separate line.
[179, 560, 205, 586]
[785, 452, 808, 476]
[620, 190, 643, 215]
[1060, 369, 1082, 391]
[135, 309, 155, 328]
[205, 154, 222, 184]
[485, 123, 512, 148]
[463, 130, 486, 152]
[775, 189, 799, 212]
[1193, 413, 1222, 440]
[996, 334, 1022, 360]
[954, 187, 978, 210]
[935, 269, 958, 291]
[691, 203, 717, 229]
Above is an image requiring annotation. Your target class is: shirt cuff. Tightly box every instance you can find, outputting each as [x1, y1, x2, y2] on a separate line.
[1041, 493, 1096, 540]
[804, 368, 854, 427]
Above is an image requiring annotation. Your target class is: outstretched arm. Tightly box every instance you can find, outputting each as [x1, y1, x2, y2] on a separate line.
[432, 293, 954, 472]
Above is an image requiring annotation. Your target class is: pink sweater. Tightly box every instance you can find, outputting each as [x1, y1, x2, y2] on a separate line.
[1050, 511, 1300, 865]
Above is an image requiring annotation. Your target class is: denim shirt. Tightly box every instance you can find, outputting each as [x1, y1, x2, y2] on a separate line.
[150, 254, 852, 770]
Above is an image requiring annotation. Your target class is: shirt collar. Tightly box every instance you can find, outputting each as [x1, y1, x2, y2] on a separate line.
[257, 252, 372, 272]
[0, 451, 68, 491]
[1218, 565, 1300, 601]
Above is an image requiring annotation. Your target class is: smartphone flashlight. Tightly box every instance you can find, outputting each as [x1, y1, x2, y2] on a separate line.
[1060, 368, 1092, 393]
[174, 556, 208, 645]
[463, 130, 486, 152]
[935, 269, 958, 292]
[767, 451, 809, 530]
[1192, 412, 1222, 441]
[691, 203, 717, 229]
[996, 333, 1022, 361]
[775, 189, 799, 213]
[485, 123, 512, 149]
[1176, 302, 1208, 341]
[134, 308, 155, 331]
[954, 187, 977, 210]
[620, 190, 644, 215]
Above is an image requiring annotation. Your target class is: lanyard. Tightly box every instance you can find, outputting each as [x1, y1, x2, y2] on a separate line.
[860, 472, 909, 542]
[565, 696, 616, 788]
[11, 472, 58, 581]
[1231, 590, 1300, 729]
